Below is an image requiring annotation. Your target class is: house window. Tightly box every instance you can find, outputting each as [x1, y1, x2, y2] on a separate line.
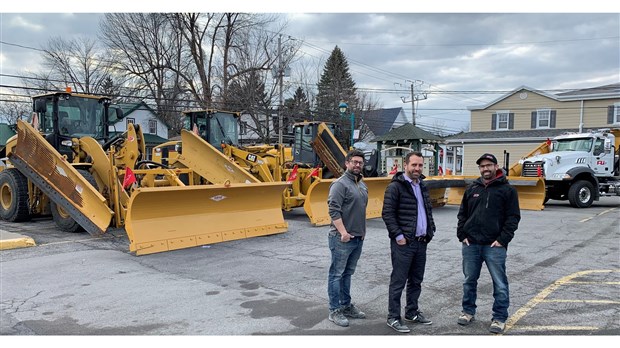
[148, 120, 157, 134]
[127, 118, 135, 127]
[615, 103, 620, 123]
[497, 112, 509, 130]
[536, 109, 550, 128]
[240, 122, 248, 135]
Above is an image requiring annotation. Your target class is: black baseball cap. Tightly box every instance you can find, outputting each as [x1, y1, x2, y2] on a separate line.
[476, 153, 498, 165]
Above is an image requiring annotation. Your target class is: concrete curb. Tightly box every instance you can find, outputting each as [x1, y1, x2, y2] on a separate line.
[0, 230, 36, 250]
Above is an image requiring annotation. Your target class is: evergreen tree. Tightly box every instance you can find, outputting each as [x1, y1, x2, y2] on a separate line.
[315, 46, 358, 147]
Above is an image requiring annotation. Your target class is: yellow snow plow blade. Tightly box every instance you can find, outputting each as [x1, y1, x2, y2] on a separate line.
[8, 120, 113, 235]
[444, 175, 546, 211]
[175, 130, 260, 184]
[304, 176, 466, 226]
[303, 177, 388, 226]
[125, 182, 289, 255]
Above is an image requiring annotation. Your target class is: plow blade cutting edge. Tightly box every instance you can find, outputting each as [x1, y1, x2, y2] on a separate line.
[8, 120, 113, 235]
[125, 182, 290, 255]
[444, 175, 546, 211]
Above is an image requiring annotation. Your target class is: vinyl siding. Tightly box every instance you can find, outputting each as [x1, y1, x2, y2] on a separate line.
[471, 90, 620, 132]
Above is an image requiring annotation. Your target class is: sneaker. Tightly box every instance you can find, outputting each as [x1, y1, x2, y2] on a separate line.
[457, 312, 475, 326]
[342, 303, 366, 319]
[387, 318, 411, 333]
[328, 308, 349, 327]
[489, 320, 505, 334]
[404, 311, 432, 325]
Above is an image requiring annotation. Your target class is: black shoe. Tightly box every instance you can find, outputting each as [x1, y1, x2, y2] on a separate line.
[404, 311, 432, 325]
[387, 318, 410, 333]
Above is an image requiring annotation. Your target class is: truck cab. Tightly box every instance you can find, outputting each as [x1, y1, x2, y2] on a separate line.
[521, 129, 620, 207]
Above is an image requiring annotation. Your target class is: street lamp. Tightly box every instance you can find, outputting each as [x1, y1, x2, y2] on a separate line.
[338, 101, 355, 149]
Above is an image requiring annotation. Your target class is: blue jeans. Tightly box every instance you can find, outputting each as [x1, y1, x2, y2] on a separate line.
[328, 232, 364, 311]
[461, 243, 509, 322]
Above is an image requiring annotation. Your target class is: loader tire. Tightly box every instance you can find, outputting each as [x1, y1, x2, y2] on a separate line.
[568, 180, 595, 208]
[0, 168, 31, 222]
[51, 169, 97, 233]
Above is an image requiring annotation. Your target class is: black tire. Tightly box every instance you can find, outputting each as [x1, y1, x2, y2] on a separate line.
[50, 169, 97, 233]
[543, 196, 550, 205]
[0, 168, 31, 222]
[568, 180, 595, 208]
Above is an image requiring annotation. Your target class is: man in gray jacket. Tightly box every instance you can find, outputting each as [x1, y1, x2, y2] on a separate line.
[327, 149, 369, 327]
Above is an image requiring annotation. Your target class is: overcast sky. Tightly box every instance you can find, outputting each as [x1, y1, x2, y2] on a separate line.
[1, 7, 619, 134]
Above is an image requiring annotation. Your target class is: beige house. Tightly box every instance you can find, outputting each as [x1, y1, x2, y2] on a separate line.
[445, 83, 620, 175]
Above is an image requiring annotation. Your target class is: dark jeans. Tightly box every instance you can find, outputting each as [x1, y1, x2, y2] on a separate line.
[328, 232, 364, 311]
[387, 238, 427, 320]
[461, 243, 509, 322]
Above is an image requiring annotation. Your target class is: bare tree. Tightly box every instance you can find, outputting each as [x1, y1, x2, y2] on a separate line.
[99, 13, 189, 133]
[40, 36, 113, 94]
[0, 95, 30, 124]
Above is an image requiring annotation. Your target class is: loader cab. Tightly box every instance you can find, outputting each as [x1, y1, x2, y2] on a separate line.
[292, 121, 337, 166]
[183, 110, 240, 151]
[33, 91, 122, 161]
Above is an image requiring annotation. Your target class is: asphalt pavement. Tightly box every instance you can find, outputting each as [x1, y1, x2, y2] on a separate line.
[1, 197, 618, 342]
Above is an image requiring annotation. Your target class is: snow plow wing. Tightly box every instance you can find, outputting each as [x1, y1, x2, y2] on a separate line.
[125, 182, 289, 256]
[7, 120, 113, 235]
[303, 176, 459, 226]
[445, 175, 546, 211]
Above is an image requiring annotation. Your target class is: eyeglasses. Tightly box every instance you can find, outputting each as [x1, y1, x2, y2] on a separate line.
[478, 164, 495, 169]
[348, 160, 364, 166]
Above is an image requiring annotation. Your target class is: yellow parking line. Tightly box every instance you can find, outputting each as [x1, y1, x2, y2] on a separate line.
[580, 208, 617, 222]
[505, 269, 619, 333]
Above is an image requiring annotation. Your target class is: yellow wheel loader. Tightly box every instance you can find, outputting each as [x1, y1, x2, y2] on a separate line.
[0, 92, 288, 255]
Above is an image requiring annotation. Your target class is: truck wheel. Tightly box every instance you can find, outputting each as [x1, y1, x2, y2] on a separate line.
[50, 169, 97, 232]
[0, 168, 31, 222]
[568, 180, 595, 208]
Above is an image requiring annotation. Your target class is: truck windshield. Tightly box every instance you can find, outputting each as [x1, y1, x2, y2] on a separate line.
[42, 96, 105, 139]
[553, 138, 593, 152]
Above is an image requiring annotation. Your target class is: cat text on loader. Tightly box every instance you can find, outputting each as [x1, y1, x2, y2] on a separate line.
[0, 93, 288, 255]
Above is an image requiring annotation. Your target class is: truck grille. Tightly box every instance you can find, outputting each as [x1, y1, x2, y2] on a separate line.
[522, 161, 544, 177]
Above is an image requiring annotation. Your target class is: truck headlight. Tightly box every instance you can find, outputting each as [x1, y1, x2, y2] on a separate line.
[552, 173, 571, 179]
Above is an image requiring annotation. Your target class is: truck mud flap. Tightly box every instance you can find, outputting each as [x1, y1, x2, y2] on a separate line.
[124, 182, 289, 256]
[8, 121, 113, 236]
[176, 130, 260, 184]
[443, 175, 545, 211]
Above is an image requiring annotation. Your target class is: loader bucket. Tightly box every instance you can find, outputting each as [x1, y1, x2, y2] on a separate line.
[443, 175, 546, 211]
[176, 129, 260, 184]
[8, 120, 113, 235]
[124, 182, 289, 255]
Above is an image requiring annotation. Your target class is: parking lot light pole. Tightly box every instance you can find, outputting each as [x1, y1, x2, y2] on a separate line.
[339, 101, 355, 149]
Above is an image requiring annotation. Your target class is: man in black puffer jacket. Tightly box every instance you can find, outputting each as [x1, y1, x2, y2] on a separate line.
[456, 153, 520, 334]
[382, 151, 436, 333]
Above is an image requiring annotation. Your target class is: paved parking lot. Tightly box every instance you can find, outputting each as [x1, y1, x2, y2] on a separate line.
[1, 197, 618, 340]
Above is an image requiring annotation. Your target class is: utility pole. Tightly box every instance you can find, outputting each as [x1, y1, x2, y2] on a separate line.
[278, 34, 283, 145]
[398, 80, 428, 126]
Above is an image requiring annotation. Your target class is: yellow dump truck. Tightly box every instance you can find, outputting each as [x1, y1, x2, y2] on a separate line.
[0, 92, 288, 255]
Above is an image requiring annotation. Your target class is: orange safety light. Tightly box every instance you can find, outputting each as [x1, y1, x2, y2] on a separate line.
[66, 87, 72, 93]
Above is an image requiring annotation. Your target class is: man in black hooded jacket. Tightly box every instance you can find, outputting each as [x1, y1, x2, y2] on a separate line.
[382, 151, 436, 333]
[456, 153, 520, 334]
